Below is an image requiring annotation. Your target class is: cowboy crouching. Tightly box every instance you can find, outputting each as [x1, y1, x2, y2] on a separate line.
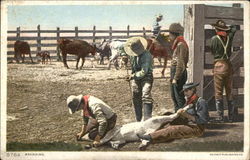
[137, 83, 209, 150]
[67, 94, 117, 147]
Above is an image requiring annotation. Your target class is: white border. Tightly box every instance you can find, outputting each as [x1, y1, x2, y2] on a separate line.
[1, 1, 249, 160]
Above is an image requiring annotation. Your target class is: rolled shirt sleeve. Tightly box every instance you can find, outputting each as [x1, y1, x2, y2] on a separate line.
[194, 99, 209, 124]
[92, 104, 107, 137]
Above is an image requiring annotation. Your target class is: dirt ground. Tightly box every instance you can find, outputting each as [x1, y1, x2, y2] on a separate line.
[6, 58, 244, 151]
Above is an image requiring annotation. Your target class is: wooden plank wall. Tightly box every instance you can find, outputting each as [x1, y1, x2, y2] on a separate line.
[184, 4, 244, 110]
[7, 25, 168, 61]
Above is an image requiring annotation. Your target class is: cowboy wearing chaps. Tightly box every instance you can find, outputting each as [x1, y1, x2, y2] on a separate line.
[210, 20, 238, 122]
[124, 37, 154, 122]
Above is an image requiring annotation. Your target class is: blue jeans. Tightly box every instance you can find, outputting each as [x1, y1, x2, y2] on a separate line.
[170, 66, 187, 112]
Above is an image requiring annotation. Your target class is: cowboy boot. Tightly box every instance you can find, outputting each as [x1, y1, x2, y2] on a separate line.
[215, 99, 224, 122]
[228, 100, 236, 123]
[144, 103, 153, 121]
[133, 98, 143, 122]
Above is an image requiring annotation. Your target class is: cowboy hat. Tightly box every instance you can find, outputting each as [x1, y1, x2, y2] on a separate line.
[156, 14, 163, 20]
[181, 82, 200, 92]
[169, 23, 184, 34]
[211, 20, 230, 31]
[67, 94, 83, 114]
[124, 37, 147, 56]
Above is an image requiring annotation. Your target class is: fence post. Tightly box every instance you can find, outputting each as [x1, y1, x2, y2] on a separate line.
[16, 27, 20, 40]
[56, 27, 62, 61]
[37, 25, 41, 52]
[109, 26, 112, 40]
[127, 25, 130, 38]
[93, 25, 96, 44]
[75, 26, 78, 38]
[143, 27, 146, 38]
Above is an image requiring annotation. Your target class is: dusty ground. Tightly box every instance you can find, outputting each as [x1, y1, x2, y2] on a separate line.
[6, 58, 244, 151]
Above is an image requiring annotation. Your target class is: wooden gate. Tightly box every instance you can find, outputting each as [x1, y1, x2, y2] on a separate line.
[183, 4, 244, 110]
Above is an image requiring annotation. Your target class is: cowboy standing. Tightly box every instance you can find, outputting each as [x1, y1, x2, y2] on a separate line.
[124, 37, 154, 121]
[210, 20, 238, 122]
[67, 94, 117, 147]
[152, 14, 163, 37]
[137, 83, 209, 150]
[168, 23, 189, 112]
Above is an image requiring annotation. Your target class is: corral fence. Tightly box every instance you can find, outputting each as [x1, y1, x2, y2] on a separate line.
[7, 25, 168, 61]
[184, 4, 244, 110]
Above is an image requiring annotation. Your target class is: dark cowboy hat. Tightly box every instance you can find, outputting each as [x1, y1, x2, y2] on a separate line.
[181, 82, 200, 92]
[211, 20, 230, 31]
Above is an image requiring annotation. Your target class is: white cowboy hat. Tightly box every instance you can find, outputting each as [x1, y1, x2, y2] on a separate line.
[124, 37, 148, 56]
[67, 94, 83, 114]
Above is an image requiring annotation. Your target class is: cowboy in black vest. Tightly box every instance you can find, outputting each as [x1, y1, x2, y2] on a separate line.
[210, 20, 238, 122]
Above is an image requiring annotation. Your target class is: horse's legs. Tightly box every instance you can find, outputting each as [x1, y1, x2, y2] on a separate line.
[161, 57, 168, 77]
[62, 53, 69, 68]
[107, 60, 111, 70]
[80, 57, 85, 70]
[14, 53, 19, 63]
[29, 52, 33, 63]
[158, 57, 162, 66]
[76, 56, 80, 69]
[21, 54, 25, 63]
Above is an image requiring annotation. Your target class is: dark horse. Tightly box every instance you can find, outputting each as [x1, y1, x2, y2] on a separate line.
[146, 35, 172, 77]
[57, 38, 96, 69]
[95, 40, 111, 65]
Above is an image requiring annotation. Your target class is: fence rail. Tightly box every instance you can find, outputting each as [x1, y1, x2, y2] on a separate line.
[7, 25, 169, 60]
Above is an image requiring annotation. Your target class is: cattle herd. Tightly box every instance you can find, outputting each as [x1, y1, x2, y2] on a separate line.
[13, 37, 172, 75]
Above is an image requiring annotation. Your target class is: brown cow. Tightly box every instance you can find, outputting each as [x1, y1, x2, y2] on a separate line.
[14, 40, 33, 63]
[147, 35, 172, 77]
[57, 38, 96, 69]
[36, 51, 51, 64]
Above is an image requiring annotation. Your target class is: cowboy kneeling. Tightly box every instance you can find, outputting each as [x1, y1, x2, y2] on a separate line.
[67, 94, 117, 147]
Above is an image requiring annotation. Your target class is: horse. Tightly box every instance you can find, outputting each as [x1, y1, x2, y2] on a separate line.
[95, 40, 111, 65]
[57, 38, 96, 69]
[107, 40, 126, 70]
[146, 35, 172, 77]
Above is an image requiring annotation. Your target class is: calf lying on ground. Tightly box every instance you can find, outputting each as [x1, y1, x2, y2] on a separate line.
[82, 104, 192, 150]
[36, 51, 51, 64]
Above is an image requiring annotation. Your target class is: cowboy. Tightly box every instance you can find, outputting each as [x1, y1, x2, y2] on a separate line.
[124, 37, 154, 121]
[152, 14, 163, 37]
[168, 23, 189, 112]
[210, 20, 238, 122]
[137, 82, 209, 150]
[67, 94, 117, 147]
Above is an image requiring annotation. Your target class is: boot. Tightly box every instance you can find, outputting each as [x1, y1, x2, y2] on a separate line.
[133, 99, 142, 122]
[144, 103, 153, 121]
[228, 100, 236, 123]
[215, 99, 224, 122]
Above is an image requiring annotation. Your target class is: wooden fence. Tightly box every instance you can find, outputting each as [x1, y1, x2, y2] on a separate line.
[184, 4, 244, 110]
[7, 25, 168, 61]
